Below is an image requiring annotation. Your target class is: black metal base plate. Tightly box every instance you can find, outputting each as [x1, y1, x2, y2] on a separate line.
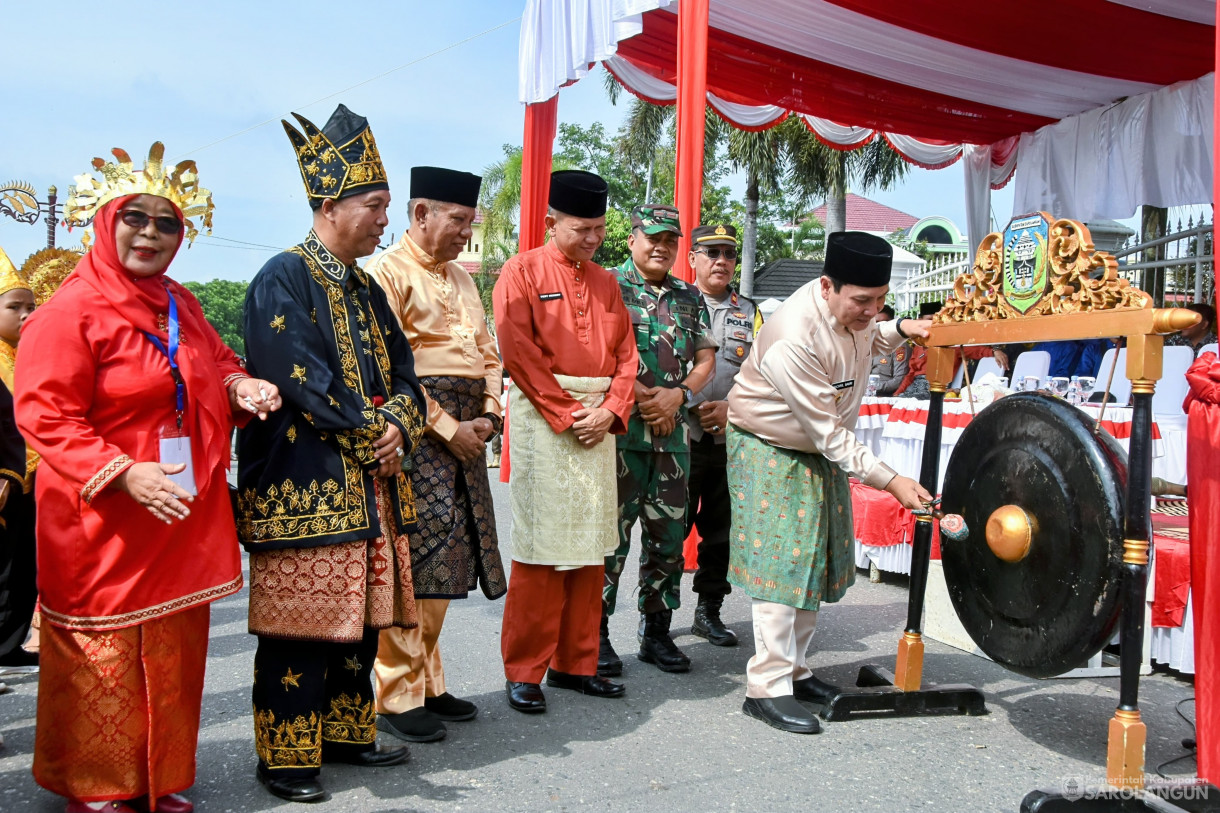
[1022, 780, 1220, 812]
[819, 665, 987, 722]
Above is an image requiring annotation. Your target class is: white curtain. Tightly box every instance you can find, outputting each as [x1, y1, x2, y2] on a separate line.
[519, 0, 671, 104]
[1012, 74, 1215, 221]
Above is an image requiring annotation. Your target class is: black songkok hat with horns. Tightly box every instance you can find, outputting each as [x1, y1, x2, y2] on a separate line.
[282, 103, 389, 209]
[548, 170, 608, 218]
[410, 166, 482, 208]
[824, 231, 893, 288]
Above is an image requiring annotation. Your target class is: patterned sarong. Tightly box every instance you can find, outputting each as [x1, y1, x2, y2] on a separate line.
[410, 375, 506, 599]
[248, 480, 417, 642]
[726, 425, 855, 611]
[34, 605, 210, 803]
[507, 375, 618, 566]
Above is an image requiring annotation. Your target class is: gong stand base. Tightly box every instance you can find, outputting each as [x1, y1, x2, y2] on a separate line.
[1022, 780, 1220, 812]
[819, 665, 987, 722]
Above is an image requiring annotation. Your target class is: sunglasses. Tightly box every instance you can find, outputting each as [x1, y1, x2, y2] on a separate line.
[118, 209, 183, 235]
[696, 247, 737, 261]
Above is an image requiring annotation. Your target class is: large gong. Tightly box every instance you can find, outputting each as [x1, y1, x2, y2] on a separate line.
[940, 393, 1127, 679]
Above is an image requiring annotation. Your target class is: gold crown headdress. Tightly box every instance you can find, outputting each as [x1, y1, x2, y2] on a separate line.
[64, 142, 214, 245]
[0, 246, 30, 298]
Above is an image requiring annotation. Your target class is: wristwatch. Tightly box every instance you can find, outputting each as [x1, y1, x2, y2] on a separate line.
[677, 384, 693, 401]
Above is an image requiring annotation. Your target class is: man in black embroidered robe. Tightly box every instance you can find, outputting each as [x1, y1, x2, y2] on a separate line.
[238, 104, 427, 803]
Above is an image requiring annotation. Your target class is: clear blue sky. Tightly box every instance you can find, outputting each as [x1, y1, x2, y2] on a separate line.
[0, 1, 1022, 283]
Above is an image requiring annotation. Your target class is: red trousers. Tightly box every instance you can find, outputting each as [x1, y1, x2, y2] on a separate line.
[501, 562, 601, 683]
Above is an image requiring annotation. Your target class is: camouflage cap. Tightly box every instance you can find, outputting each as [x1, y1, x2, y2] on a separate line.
[631, 204, 682, 236]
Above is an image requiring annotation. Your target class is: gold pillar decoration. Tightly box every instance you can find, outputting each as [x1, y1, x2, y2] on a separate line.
[894, 631, 924, 693]
[1107, 708, 1146, 791]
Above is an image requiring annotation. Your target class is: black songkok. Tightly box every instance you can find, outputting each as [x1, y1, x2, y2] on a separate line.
[410, 166, 481, 208]
[823, 231, 893, 288]
[548, 170, 608, 218]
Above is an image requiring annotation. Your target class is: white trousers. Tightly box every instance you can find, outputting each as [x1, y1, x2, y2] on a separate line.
[745, 599, 819, 699]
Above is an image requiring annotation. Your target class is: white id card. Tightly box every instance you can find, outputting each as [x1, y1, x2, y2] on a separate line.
[159, 434, 197, 496]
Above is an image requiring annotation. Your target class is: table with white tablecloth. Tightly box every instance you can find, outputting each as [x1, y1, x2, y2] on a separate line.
[857, 397, 1172, 491]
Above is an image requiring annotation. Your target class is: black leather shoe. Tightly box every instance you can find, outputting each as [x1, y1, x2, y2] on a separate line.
[742, 696, 821, 734]
[691, 596, 738, 647]
[545, 670, 626, 698]
[424, 692, 478, 722]
[322, 743, 410, 767]
[597, 614, 622, 677]
[638, 610, 691, 673]
[506, 680, 547, 713]
[378, 708, 446, 742]
[793, 674, 841, 705]
[257, 765, 327, 803]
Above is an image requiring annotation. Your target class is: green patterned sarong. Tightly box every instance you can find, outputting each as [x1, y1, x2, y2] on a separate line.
[726, 424, 855, 611]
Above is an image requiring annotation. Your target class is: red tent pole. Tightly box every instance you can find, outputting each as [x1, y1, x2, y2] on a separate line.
[501, 96, 559, 484]
[519, 96, 559, 253]
[673, 0, 709, 283]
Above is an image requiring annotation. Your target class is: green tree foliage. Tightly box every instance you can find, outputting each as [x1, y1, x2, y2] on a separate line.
[183, 279, 248, 356]
[593, 207, 633, 268]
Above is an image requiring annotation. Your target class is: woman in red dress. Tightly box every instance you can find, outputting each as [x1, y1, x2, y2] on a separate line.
[14, 144, 281, 813]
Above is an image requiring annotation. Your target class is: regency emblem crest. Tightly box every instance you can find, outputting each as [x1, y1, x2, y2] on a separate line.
[1002, 212, 1051, 314]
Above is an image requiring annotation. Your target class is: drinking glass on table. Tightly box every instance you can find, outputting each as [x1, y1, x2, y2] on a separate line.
[1050, 376, 1070, 398]
[1078, 376, 1097, 400]
[1023, 375, 1040, 392]
[866, 374, 880, 398]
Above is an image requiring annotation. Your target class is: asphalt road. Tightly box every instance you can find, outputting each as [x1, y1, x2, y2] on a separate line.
[0, 476, 1199, 812]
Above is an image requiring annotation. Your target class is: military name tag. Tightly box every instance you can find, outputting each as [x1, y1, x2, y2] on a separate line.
[539, 292, 563, 301]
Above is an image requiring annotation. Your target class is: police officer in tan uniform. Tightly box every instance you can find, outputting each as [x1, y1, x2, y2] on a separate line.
[683, 224, 762, 647]
[870, 305, 908, 396]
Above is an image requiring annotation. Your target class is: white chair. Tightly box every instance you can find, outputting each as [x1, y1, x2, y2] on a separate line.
[1200, 342, 1218, 358]
[1094, 348, 1131, 404]
[972, 356, 1005, 382]
[1152, 346, 1195, 416]
[950, 364, 965, 388]
[1010, 350, 1051, 385]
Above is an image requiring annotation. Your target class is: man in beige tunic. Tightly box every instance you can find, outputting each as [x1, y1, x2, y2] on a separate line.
[365, 166, 506, 743]
[725, 231, 932, 734]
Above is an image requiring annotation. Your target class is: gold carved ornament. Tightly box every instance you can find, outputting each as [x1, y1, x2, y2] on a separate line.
[935, 219, 1151, 325]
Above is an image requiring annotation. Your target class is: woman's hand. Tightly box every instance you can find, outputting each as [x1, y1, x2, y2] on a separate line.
[114, 461, 194, 524]
[230, 377, 283, 420]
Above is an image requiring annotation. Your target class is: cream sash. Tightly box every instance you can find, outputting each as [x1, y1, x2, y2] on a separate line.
[506, 375, 618, 566]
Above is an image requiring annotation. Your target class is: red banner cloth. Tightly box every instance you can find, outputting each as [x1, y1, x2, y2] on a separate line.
[1185, 351, 1220, 783]
[848, 481, 942, 560]
[1151, 534, 1191, 628]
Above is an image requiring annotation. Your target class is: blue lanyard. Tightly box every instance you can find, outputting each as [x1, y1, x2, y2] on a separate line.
[144, 290, 185, 428]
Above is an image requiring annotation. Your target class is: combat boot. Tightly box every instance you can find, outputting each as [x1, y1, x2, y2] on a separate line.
[597, 614, 622, 677]
[691, 595, 737, 647]
[637, 610, 691, 673]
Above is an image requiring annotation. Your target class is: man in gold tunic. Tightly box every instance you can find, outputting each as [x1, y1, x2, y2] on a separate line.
[365, 166, 506, 743]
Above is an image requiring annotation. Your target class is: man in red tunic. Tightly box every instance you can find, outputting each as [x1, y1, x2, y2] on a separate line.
[493, 171, 638, 713]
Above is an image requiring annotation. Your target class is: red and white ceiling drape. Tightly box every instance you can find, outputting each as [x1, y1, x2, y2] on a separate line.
[518, 0, 1214, 262]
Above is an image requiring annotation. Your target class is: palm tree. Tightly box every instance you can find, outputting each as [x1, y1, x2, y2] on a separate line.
[786, 129, 910, 236]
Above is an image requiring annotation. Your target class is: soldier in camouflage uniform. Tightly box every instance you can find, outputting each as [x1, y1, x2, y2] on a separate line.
[600, 205, 717, 675]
